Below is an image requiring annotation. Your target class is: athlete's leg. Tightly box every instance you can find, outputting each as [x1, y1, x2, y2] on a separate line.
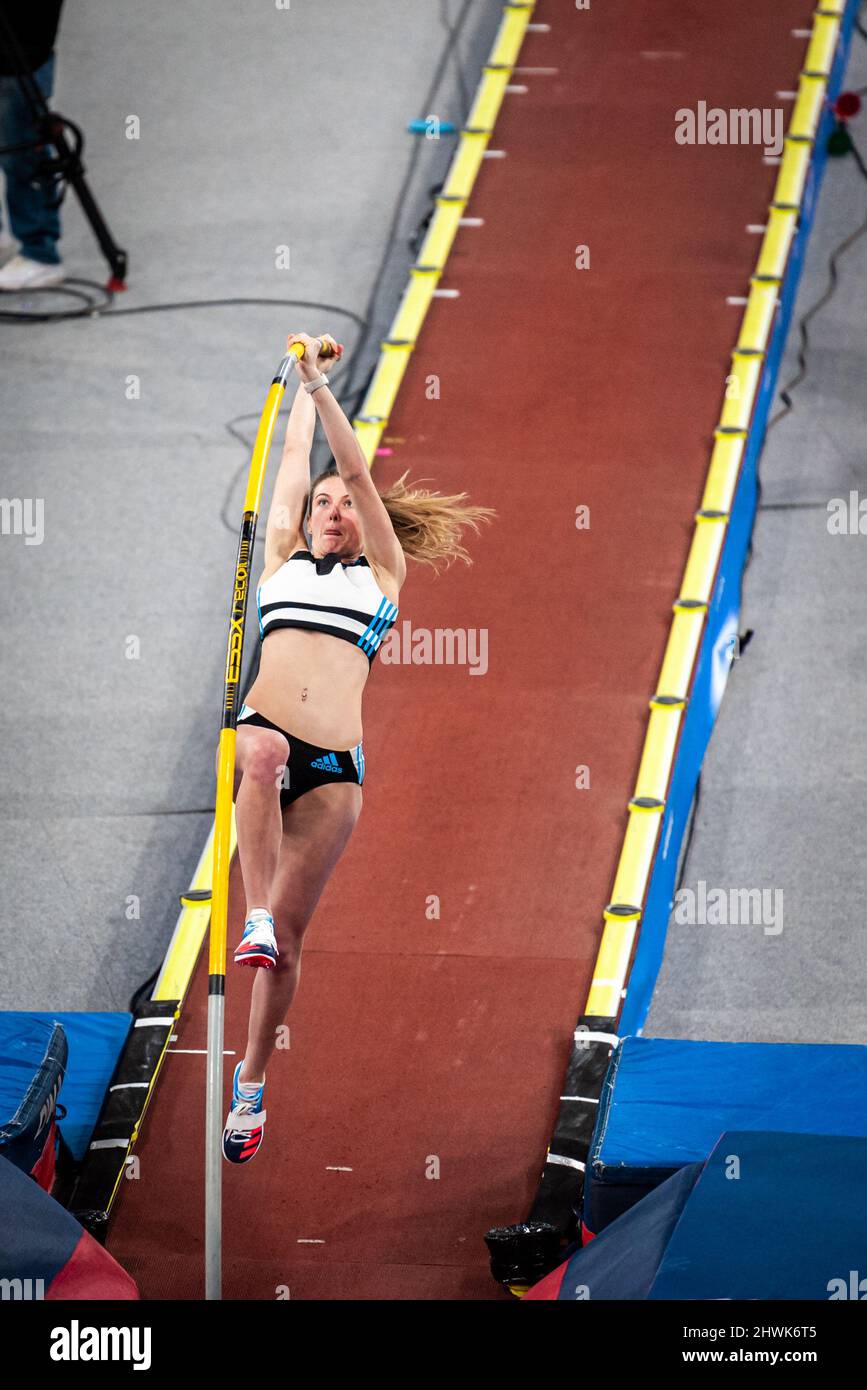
[239, 782, 362, 1082]
[215, 725, 288, 916]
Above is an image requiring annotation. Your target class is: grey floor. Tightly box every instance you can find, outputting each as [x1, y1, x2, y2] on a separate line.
[645, 36, 867, 1044]
[0, 1, 498, 1010]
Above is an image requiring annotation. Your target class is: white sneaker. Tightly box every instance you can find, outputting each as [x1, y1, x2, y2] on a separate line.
[222, 1062, 267, 1164]
[0, 233, 18, 268]
[233, 910, 279, 969]
[0, 253, 65, 291]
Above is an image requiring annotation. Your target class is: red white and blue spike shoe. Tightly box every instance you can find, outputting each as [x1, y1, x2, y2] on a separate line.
[233, 910, 279, 969]
[222, 1062, 266, 1165]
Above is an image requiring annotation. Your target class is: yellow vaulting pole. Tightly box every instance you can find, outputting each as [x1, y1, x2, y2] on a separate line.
[205, 340, 322, 1299]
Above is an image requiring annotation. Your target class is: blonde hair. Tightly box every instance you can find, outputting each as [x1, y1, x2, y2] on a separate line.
[308, 466, 495, 572]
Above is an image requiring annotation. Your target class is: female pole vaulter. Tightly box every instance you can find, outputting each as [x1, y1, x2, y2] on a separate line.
[221, 331, 494, 1163]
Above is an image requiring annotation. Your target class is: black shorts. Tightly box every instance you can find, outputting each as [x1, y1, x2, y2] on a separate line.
[236, 704, 364, 808]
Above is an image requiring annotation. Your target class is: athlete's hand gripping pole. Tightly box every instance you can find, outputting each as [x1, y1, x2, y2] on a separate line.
[206, 335, 336, 1300]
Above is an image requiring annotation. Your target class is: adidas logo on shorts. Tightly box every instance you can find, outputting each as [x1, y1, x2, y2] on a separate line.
[310, 752, 342, 773]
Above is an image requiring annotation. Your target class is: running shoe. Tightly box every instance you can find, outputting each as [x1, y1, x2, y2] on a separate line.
[222, 1062, 266, 1165]
[233, 910, 279, 969]
[0, 254, 65, 291]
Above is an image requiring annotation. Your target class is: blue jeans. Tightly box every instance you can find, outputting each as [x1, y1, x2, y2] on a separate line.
[0, 53, 61, 264]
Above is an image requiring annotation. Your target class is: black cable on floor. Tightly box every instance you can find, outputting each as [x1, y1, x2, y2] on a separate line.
[765, 130, 867, 434]
[765, 3, 867, 431]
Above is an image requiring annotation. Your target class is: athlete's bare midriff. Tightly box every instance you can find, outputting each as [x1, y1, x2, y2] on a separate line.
[243, 625, 370, 749]
[243, 550, 399, 749]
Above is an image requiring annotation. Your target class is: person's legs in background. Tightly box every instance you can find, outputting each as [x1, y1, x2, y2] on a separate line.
[0, 52, 64, 286]
[0, 67, 21, 261]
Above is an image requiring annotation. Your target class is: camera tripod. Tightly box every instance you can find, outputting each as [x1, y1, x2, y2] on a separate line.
[0, 7, 127, 287]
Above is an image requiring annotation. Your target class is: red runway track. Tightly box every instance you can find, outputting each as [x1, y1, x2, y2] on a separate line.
[107, 0, 814, 1299]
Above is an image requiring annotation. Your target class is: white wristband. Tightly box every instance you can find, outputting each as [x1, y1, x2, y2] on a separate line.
[303, 373, 330, 394]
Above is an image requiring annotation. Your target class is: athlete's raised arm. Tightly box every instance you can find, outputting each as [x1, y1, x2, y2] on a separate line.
[286, 332, 407, 590]
[261, 338, 340, 578]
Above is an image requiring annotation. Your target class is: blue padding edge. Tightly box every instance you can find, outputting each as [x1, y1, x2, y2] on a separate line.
[619, 0, 860, 1037]
[0, 1013, 133, 1164]
[590, 1036, 867, 1180]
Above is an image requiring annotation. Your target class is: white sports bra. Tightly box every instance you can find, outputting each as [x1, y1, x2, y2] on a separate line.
[256, 550, 398, 664]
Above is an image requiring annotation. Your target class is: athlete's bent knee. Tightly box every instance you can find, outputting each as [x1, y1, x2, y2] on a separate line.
[241, 731, 289, 789]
